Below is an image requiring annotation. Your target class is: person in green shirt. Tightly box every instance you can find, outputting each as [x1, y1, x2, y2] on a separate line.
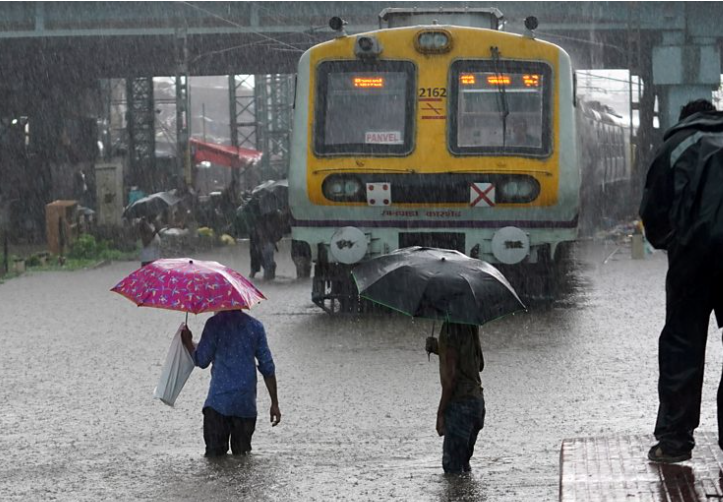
[427, 322, 486, 474]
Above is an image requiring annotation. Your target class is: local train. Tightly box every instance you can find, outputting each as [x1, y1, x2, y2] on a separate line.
[287, 8, 633, 312]
[576, 100, 633, 234]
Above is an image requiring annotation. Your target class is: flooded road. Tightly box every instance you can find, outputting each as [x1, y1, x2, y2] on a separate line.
[2, 241, 723, 501]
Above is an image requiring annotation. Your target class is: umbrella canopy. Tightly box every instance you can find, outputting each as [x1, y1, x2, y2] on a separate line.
[250, 179, 288, 216]
[123, 190, 181, 220]
[352, 247, 526, 325]
[111, 258, 265, 314]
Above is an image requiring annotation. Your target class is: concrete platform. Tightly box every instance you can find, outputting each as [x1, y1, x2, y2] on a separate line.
[560, 433, 723, 501]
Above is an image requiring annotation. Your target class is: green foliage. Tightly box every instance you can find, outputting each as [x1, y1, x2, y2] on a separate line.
[68, 233, 135, 261]
[69, 234, 99, 260]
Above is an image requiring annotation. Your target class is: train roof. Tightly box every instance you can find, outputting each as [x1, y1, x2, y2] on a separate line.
[378, 7, 504, 30]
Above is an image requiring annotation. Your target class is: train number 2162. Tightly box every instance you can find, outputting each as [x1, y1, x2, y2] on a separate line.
[418, 87, 447, 98]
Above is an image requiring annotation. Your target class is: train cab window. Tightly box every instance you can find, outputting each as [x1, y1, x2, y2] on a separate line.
[450, 60, 552, 157]
[314, 60, 416, 156]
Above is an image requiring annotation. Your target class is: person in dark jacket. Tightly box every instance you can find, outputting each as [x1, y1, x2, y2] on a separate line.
[640, 99, 723, 463]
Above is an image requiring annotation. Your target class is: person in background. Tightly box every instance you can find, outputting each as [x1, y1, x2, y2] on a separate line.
[508, 118, 537, 148]
[248, 209, 284, 281]
[74, 169, 89, 207]
[138, 215, 161, 267]
[640, 99, 723, 463]
[181, 310, 281, 457]
[426, 322, 486, 474]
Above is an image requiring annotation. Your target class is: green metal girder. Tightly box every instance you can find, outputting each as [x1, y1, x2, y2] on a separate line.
[0, 2, 720, 39]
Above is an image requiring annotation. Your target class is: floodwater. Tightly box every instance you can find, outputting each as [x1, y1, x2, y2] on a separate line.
[2, 240, 723, 501]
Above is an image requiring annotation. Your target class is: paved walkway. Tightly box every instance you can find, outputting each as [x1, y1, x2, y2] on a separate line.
[560, 433, 723, 501]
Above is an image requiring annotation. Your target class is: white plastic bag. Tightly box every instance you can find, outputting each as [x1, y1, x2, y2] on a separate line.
[153, 323, 195, 407]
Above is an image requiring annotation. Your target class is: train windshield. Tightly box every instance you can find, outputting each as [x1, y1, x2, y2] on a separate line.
[314, 60, 416, 156]
[450, 60, 553, 156]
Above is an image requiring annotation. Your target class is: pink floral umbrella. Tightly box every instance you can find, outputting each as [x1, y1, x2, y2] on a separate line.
[111, 258, 265, 319]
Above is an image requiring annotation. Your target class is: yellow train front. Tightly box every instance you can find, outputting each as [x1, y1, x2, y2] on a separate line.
[289, 10, 579, 312]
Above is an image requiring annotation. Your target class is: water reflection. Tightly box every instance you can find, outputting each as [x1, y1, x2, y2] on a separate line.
[656, 463, 698, 502]
[437, 472, 487, 501]
[159, 454, 282, 502]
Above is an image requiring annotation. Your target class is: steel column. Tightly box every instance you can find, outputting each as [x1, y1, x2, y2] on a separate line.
[175, 28, 190, 188]
[126, 76, 156, 192]
[255, 73, 294, 180]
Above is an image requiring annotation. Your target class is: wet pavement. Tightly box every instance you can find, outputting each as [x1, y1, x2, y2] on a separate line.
[561, 432, 723, 501]
[2, 240, 723, 501]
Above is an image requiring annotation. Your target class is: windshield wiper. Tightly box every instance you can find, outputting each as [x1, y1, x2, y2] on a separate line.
[312, 167, 416, 174]
[491, 46, 509, 147]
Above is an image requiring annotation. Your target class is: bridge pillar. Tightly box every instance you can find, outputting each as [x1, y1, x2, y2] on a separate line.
[174, 29, 190, 190]
[652, 32, 720, 130]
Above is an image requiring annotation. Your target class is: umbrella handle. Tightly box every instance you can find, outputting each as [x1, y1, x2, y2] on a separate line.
[185, 311, 188, 326]
[427, 321, 437, 362]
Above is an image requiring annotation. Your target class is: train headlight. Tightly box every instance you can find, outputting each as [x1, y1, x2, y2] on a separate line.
[415, 30, 452, 54]
[323, 176, 364, 201]
[329, 181, 344, 196]
[344, 179, 361, 196]
[498, 177, 540, 203]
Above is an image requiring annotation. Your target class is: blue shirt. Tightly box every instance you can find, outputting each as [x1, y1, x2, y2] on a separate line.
[193, 310, 275, 418]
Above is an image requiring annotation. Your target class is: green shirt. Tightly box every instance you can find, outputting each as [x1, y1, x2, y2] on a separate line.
[439, 323, 484, 402]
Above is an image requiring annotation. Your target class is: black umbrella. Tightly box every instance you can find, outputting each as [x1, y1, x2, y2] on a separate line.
[250, 179, 288, 216]
[352, 247, 526, 325]
[123, 190, 181, 219]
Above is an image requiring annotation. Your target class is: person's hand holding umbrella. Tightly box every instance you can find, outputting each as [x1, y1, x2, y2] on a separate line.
[180, 324, 195, 355]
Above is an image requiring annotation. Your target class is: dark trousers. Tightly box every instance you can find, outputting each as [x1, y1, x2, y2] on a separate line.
[261, 242, 276, 280]
[442, 395, 486, 474]
[654, 267, 722, 453]
[203, 407, 257, 457]
[249, 236, 262, 277]
[249, 237, 276, 280]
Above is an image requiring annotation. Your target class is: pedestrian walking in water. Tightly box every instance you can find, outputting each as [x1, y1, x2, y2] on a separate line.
[181, 310, 281, 456]
[640, 99, 723, 463]
[427, 322, 486, 474]
[242, 200, 280, 281]
[251, 211, 284, 280]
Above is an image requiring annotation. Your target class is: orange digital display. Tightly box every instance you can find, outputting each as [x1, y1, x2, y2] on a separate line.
[460, 74, 476, 85]
[522, 74, 540, 87]
[353, 77, 384, 88]
[486, 75, 511, 85]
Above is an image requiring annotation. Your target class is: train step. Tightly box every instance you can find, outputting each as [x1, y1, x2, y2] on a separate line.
[560, 432, 723, 501]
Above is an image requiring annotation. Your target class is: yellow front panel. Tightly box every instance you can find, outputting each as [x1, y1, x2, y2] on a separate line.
[305, 26, 562, 208]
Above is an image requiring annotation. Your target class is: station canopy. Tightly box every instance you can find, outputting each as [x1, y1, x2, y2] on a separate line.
[190, 138, 263, 169]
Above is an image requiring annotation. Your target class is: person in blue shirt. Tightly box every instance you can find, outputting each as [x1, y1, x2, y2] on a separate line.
[181, 310, 281, 457]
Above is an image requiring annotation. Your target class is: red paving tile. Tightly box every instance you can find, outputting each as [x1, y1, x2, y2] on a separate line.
[560, 433, 723, 501]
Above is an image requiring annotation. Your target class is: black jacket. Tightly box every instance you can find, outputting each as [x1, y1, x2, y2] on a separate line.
[640, 111, 723, 324]
[640, 111, 723, 252]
